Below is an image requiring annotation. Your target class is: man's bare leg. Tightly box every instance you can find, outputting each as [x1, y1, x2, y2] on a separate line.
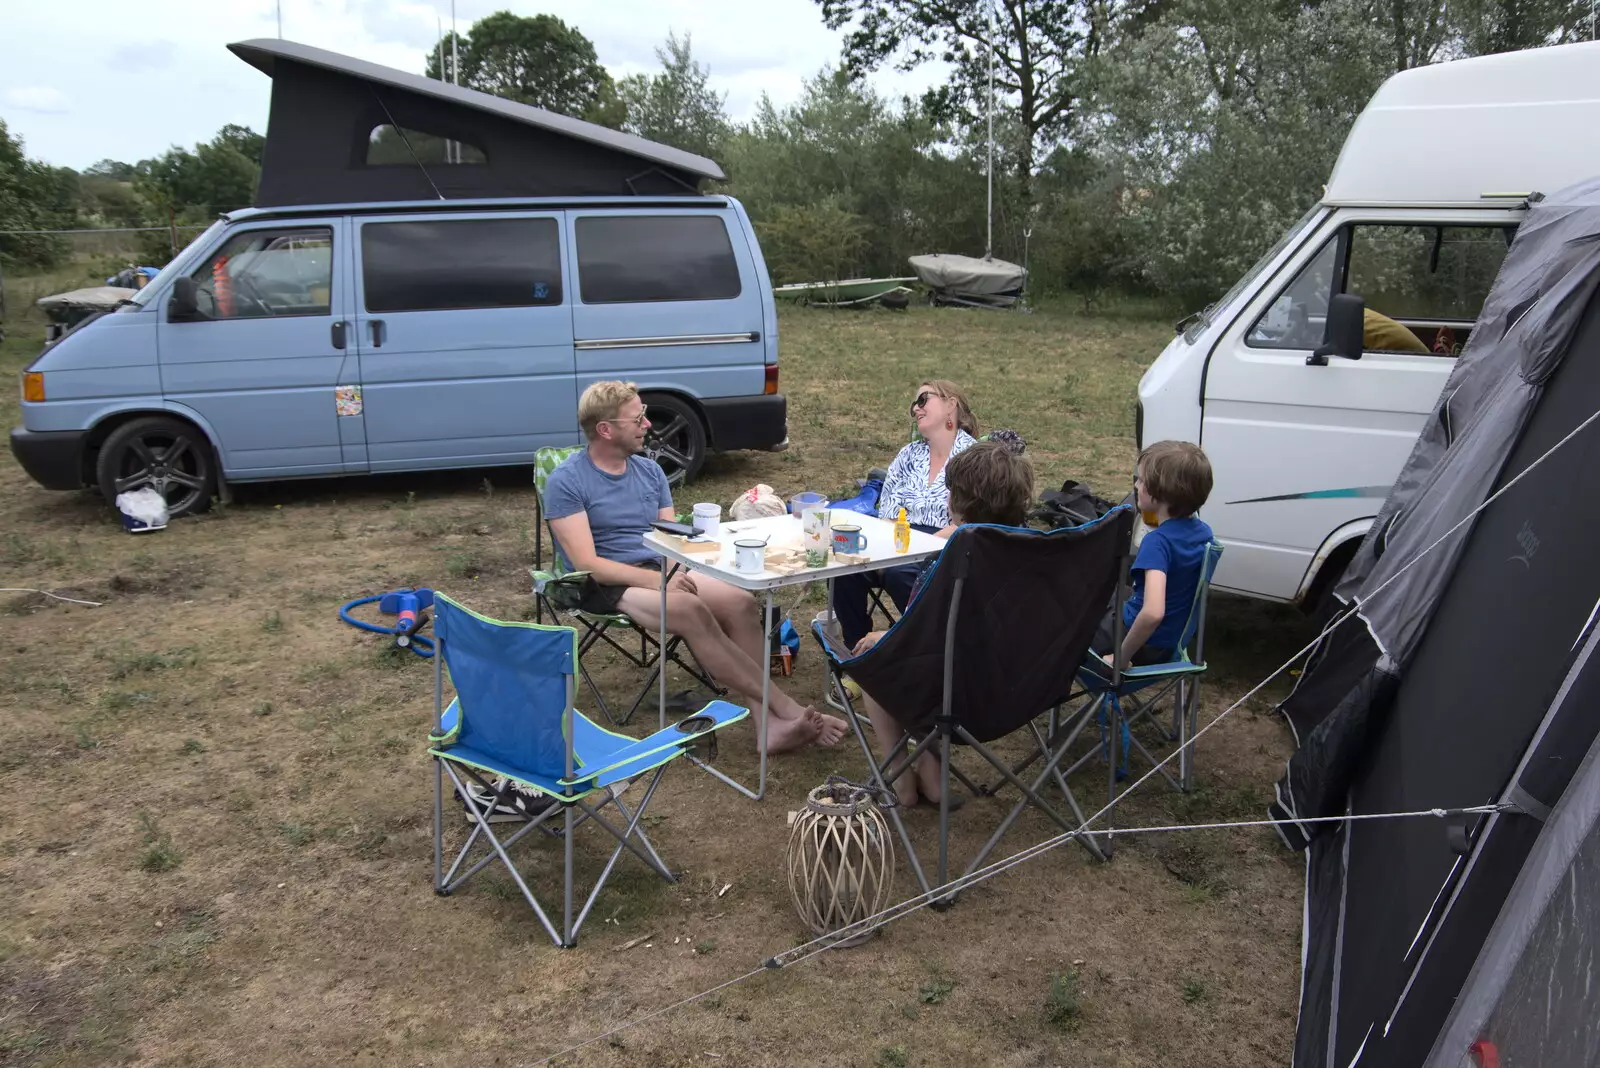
[616, 588, 822, 752]
[693, 576, 849, 746]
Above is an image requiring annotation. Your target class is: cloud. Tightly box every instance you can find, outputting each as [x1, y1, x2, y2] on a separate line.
[2, 86, 70, 115]
[108, 41, 180, 74]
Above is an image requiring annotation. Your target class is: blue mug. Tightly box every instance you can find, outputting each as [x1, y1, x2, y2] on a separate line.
[831, 524, 865, 555]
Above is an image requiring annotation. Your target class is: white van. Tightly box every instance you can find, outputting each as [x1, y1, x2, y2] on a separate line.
[1138, 41, 1600, 609]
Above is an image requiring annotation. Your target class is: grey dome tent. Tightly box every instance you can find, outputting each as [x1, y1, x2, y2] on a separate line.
[1268, 177, 1600, 1067]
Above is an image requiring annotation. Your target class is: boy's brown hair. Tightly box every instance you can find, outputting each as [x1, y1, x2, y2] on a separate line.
[946, 441, 1034, 527]
[1138, 440, 1213, 518]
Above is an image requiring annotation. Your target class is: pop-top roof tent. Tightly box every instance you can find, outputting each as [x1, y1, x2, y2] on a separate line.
[227, 38, 726, 207]
[1268, 177, 1600, 1067]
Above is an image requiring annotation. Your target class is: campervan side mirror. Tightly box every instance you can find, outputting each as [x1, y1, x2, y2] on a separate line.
[1309, 293, 1364, 366]
[168, 277, 202, 322]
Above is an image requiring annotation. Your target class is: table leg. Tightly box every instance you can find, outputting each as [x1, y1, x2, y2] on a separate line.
[758, 588, 772, 800]
[658, 565, 669, 730]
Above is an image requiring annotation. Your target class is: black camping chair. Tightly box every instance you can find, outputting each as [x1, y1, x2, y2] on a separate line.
[812, 509, 1136, 904]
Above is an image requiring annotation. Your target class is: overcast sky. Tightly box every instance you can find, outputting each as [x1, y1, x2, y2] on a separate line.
[1, 0, 949, 171]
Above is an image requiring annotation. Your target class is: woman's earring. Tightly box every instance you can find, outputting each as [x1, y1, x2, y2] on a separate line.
[946, 419, 954, 430]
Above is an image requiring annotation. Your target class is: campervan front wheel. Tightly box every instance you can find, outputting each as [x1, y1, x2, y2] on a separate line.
[95, 416, 215, 518]
[641, 395, 706, 486]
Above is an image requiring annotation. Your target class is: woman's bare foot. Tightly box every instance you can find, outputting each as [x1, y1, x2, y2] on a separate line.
[766, 708, 823, 754]
[815, 711, 848, 747]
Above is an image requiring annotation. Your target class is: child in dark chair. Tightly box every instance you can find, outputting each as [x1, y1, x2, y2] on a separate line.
[850, 441, 1035, 808]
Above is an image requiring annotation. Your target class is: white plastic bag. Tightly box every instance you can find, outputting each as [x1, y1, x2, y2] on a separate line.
[115, 487, 169, 531]
[729, 484, 786, 521]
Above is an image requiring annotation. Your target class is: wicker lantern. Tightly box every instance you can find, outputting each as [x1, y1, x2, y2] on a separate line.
[785, 780, 896, 947]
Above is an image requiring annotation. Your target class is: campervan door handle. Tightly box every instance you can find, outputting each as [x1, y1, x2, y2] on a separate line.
[330, 320, 347, 350]
[369, 320, 386, 348]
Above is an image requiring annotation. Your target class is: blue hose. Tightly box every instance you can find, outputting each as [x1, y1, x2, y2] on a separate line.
[339, 593, 435, 657]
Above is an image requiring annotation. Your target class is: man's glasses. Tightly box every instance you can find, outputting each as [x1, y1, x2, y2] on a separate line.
[910, 391, 938, 416]
[607, 412, 648, 429]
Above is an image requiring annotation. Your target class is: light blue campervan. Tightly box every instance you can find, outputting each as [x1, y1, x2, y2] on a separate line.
[11, 39, 787, 515]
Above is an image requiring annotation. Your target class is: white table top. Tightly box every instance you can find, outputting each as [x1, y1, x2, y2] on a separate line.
[643, 511, 946, 591]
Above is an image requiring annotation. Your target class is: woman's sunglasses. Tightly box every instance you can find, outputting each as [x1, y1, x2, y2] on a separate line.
[910, 391, 940, 416]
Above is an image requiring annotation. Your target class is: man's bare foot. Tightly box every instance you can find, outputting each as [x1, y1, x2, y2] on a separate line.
[815, 712, 848, 747]
[766, 708, 823, 754]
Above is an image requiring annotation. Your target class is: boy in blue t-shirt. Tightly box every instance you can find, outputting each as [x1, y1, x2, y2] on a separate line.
[1095, 440, 1214, 667]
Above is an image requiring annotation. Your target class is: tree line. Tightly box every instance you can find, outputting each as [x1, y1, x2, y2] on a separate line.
[2, 3, 1592, 311]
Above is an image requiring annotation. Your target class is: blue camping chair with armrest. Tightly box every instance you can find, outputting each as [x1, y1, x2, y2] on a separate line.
[427, 592, 747, 948]
[1063, 541, 1224, 816]
[531, 445, 721, 726]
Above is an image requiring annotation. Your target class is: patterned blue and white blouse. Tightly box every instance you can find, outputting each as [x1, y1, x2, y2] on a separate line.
[877, 430, 978, 528]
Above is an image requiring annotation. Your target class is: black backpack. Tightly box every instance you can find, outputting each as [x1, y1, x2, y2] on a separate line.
[1029, 479, 1119, 529]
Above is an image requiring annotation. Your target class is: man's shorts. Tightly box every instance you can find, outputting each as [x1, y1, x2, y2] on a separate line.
[577, 559, 662, 615]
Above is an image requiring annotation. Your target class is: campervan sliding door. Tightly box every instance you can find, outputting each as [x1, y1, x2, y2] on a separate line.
[1199, 208, 1518, 602]
[351, 212, 578, 471]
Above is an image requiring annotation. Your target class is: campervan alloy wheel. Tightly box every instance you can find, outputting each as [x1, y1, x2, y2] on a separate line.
[641, 395, 706, 486]
[95, 416, 215, 518]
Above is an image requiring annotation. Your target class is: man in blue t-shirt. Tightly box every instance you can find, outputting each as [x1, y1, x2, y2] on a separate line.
[1095, 440, 1215, 667]
[544, 381, 843, 753]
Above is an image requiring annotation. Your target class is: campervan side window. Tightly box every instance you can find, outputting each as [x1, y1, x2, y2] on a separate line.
[575, 215, 741, 304]
[1248, 224, 1515, 354]
[189, 227, 333, 320]
[366, 125, 487, 166]
[361, 218, 562, 313]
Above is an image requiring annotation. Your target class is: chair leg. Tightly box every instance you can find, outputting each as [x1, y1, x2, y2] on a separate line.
[440, 763, 566, 947]
[432, 756, 443, 891]
[842, 688, 930, 897]
[959, 725, 1107, 872]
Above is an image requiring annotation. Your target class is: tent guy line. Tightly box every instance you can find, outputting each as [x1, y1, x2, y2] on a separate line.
[525, 395, 1600, 1068]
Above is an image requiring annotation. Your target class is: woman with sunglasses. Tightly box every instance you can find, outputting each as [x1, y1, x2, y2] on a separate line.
[829, 380, 980, 650]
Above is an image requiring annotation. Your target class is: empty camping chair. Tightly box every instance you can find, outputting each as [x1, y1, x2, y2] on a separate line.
[427, 592, 747, 948]
[531, 445, 720, 725]
[813, 509, 1135, 903]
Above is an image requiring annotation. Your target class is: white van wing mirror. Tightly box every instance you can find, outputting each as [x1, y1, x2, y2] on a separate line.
[1310, 293, 1364, 366]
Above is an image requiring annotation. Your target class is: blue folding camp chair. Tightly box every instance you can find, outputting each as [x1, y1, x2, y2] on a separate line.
[427, 593, 747, 948]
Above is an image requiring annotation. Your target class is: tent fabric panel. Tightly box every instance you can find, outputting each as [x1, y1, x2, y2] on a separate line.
[1424, 729, 1600, 1068]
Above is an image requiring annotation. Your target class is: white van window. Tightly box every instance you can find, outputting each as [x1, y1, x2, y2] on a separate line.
[367, 125, 487, 165]
[362, 218, 562, 312]
[1247, 237, 1338, 350]
[1248, 223, 1513, 354]
[575, 215, 741, 304]
[190, 227, 332, 320]
[1346, 225, 1510, 323]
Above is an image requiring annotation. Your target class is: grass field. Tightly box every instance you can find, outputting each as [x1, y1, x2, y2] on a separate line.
[0, 266, 1315, 1067]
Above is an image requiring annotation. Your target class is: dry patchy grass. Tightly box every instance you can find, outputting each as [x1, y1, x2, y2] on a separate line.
[0, 296, 1310, 1066]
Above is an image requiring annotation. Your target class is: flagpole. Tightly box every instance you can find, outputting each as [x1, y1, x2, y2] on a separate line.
[986, 0, 995, 259]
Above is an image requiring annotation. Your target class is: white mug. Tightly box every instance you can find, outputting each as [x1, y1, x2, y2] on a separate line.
[733, 538, 767, 574]
[692, 502, 721, 538]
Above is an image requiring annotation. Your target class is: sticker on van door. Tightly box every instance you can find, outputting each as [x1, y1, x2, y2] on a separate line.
[335, 385, 363, 417]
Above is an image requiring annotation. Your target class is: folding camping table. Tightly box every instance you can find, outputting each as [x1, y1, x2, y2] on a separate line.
[644, 512, 946, 800]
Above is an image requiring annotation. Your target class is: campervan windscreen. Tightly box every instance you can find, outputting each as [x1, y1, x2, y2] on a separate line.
[1183, 204, 1323, 343]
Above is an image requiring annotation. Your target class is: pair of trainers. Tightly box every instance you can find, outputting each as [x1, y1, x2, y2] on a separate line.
[458, 778, 556, 825]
